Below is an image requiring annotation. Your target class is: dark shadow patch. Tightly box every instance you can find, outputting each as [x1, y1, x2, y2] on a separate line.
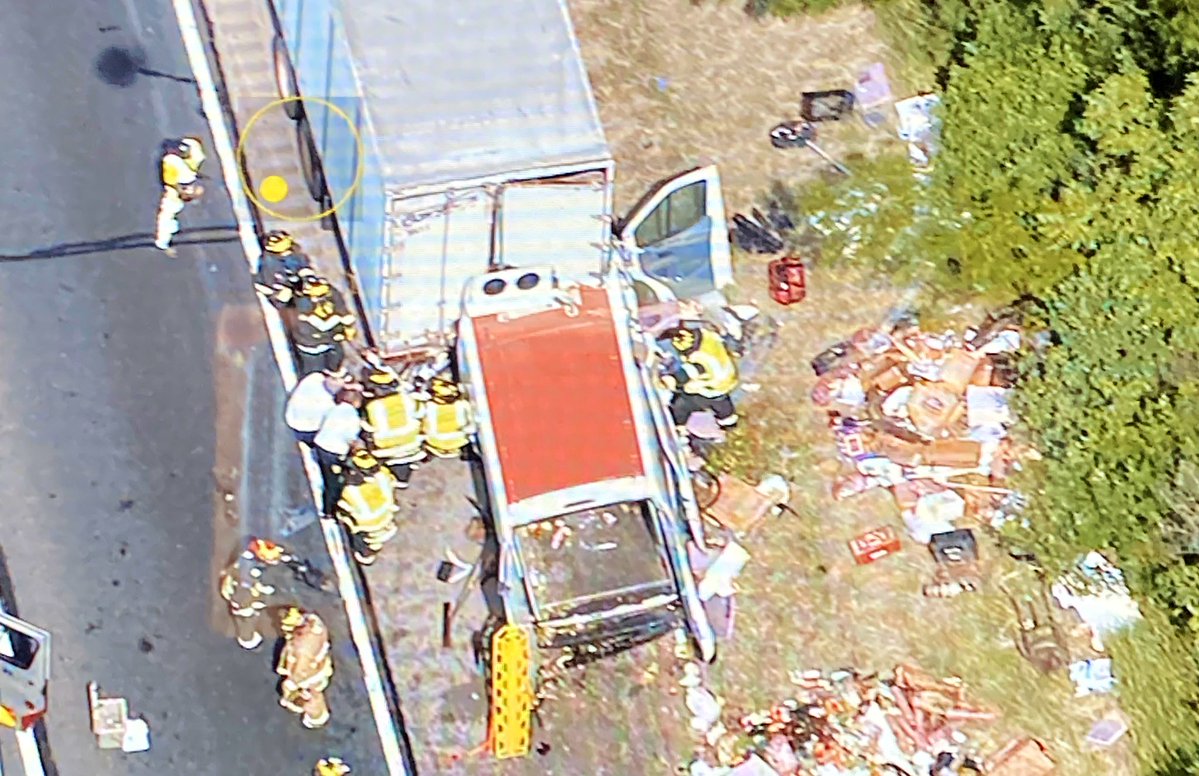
[0, 225, 239, 262]
[95, 46, 146, 87]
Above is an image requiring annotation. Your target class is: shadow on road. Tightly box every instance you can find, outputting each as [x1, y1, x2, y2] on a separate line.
[95, 45, 196, 88]
[0, 226, 240, 262]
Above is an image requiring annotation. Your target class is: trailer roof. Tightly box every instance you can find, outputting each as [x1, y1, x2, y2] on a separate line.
[471, 286, 645, 504]
[340, 0, 611, 190]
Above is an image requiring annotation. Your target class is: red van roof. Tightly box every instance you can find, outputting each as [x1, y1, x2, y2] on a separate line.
[471, 286, 645, 504]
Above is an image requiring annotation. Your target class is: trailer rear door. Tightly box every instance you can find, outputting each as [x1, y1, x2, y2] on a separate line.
[378, 189, 493, 354]
[497, 173, 610, 282]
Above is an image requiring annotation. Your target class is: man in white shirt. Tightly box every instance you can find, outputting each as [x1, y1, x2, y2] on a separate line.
[286, 368, 345, 446]
[313, 389, 365, 517]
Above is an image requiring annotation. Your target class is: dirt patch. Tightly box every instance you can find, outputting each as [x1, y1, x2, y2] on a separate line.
[569, 0, 909, 213]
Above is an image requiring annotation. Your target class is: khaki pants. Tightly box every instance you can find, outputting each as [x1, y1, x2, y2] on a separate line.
[280, 680, 331, 729]
[228, 605, 264, 650]
[154, 187, 186, 249]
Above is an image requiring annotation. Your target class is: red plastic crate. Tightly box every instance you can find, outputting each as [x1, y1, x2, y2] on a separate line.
[849, 526, 901, 565]
[768, 257, 806, 305]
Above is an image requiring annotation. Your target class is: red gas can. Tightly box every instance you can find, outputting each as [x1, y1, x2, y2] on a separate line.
[768, 256, 806, 305]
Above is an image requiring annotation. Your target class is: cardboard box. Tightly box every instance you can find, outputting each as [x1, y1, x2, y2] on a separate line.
[859, 354, 903, 388]
[970, 359, 994, 387]
[939, 349, 983, 393]
[988, 737, 1055, 776]
[849, 526, 901, 565]
[705, 475, 777, 533]
[907, 383, 963, 438]
[924, 439, 983, 468]
[872, 365, 910, 393]
[874, 434, 925, 467]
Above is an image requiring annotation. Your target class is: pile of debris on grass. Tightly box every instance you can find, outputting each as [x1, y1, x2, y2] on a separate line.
[810, 311, 1041, 546]
[682, 663, 1041, 776]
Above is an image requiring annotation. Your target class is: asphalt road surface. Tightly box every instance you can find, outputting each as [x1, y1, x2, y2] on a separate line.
[0, 1, 385, 774]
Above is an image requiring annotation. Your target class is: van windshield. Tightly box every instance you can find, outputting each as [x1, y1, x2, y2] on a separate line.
[515, 500, 673, 620]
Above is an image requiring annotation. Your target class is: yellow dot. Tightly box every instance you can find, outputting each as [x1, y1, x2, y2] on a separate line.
[259, 175, 289, 203]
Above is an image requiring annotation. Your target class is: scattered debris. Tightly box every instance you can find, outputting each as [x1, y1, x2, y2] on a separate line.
[769, 121, 852, 176]
[686, 664, 998, 774]
[849, 525, 901, 565]
[855, 63, 893, 128]
[895, 94, 942, 169]
[1000, 581, 1070, 674]
[801, 90, 855, 123]
[767, 256, 807, 306]
[1069, 658, 1116, 697]
[1086, 717, 1128, 748]
[813, 316, 1035, 542]
[986, 737, 1055, 776]
[88, 681, 151, 753]
[1051, 551, 1143, 652]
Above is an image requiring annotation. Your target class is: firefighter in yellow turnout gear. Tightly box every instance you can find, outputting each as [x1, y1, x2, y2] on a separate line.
[293, 272, 358, 376]
[154, 136, 206, 254]
[254, 230, 312, 309]
[360, 360, 425, 489]
[664, 325, 740, 429]
[336, 446, 400, 566]
[422, 376, 474, 459]
[276, 607, 334, 730]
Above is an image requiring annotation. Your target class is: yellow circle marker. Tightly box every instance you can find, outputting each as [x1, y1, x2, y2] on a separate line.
[236, 96, 365, 222]
[259, 175, 289, 203]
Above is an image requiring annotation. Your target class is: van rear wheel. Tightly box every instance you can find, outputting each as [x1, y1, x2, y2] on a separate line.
[296, 118, 327, 202]
[273, 35, 302, 121]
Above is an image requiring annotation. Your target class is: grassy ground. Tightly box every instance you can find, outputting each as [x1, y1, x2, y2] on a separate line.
[571, 0, 910, 215]
[563, 2, 1137, 773]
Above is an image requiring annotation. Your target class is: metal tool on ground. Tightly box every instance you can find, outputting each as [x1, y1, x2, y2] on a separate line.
[441, 551, 484, 649]
[769, 121, 851, 176]
[999, 580, 1069, 674]
[246, 537, 334, 593]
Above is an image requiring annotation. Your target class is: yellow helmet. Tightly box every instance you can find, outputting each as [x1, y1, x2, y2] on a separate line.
[315, 758, 351, 776]
[280, 606, 304, 632]
[429, 376, 460, 401]
[364, 365, 399, 386]
[670, 327, 698, 352]
[264, 230, 294, 255]
[349, 448, 379, 471]
[178, 136, 204, 158]
[301, 272, 332, 299]
[246, 537, 284, 565]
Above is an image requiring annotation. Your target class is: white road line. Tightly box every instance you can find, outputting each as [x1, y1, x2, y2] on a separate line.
[168, 1, 408, 773]
[13, 731, 42, 776]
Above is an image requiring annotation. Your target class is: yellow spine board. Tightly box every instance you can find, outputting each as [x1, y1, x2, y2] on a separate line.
[488, 624, 533, 759]
[0, 705, 16, 728]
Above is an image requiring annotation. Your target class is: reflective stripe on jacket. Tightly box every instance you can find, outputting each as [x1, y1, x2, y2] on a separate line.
[337, 471, 399, 541]
[363, 392, 424, 461]
[161, 154, 197, 189]
[681, 329, 738, 398]
[423, 400, 471, 454]
[295, 291, 356, 349]
[218, 563, 272, 614]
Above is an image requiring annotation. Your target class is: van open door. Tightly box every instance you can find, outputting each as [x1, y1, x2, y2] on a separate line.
[618, 166, 733, 303]
[0, 613, 50, 731]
